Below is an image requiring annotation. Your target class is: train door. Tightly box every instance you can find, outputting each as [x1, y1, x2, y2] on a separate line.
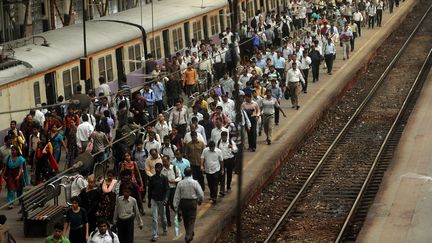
[44, 72, 56, 104]
[184, 22, 190, 46]
[85, 58, 93, 93]
[202, 15, 208, 40]
[162, 30, 170, 58]
[116, 47, 125, 81]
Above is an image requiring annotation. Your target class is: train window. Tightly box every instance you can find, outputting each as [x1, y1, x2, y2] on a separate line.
[172, 28, 183, 52]
[129, 44, 142, 72]
[247, 1, 254, 19]
[219, 10, 225, 32]
[63, 69, 72, 99]
[192, 21, 203, 41]
[33, 82, 41, 105]
[71, 67, 80, 92]
[210, 15, 219, 35]
[98, 58, 106, 79]
[106, 55, 113, 81]
[98, 55, 114, 82]
[128, 46, 136, 72]
[150, 36, 162, 59]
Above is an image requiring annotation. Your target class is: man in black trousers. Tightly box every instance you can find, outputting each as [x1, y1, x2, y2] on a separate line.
[174, 167, 204, 243]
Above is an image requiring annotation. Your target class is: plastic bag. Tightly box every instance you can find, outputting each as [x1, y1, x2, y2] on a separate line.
[174, 214, 181, 236]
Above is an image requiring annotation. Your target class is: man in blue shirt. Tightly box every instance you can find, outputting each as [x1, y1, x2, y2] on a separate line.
[273, 51, 286, 79]
[151, 80, 165, 117]
[324, 38, 336, 75]
[171, 150, 191, 177]
[141, 84, 155, 120]
[270, 79, 283, 125]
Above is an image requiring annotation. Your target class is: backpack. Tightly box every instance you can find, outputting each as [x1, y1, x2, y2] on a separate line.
[225, 50, 232, 63]
[251, 17, 257, 30]
[90, 229, 115, 242]
[172, 164, 180, 179]
[282, 22, 290, 38]
[217, 138, 237, 155]
[309, 50, 321, 63]
[160, 144, 176, 157]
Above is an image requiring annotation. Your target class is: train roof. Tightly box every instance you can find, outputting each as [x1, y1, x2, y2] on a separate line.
[0, 0, 227, 86]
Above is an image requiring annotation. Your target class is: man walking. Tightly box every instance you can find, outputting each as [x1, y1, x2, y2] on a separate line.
[87, 218, 120, 243]
[286, 62, 305, 110]
[309, 43, 322, 83]
[148, 163, 170, 242]
[261, 89, 287, 145]
[324, 38, 336, 75]
[241, 94, 260, 152]
[161, 155, 181, 227]
[113, 186, 143, 243]
[184, 132, 206, 191]
[173, 167, 204, 243]
[217, 131, 237, 195]
[200, 141, 223, 204]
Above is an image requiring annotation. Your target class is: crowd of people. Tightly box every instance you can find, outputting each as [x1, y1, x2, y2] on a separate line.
[0, 0, 399, 242]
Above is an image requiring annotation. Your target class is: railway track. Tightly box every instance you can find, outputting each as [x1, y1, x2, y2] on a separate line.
[263, 4, 432, 243]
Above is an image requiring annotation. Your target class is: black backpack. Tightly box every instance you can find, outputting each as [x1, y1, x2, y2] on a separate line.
[309, 50, 321, 62]
[282, 22, 290, 38]
[251, 17, 258, 30]
[217, 138, 237, 155]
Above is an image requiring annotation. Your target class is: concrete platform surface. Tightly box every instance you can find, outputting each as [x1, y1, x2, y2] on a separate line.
[356, 66, 432, 242]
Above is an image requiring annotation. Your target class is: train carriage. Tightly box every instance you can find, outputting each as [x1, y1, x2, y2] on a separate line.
[0, 0, 265, 127]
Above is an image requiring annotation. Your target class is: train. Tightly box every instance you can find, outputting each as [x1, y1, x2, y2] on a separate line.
[0, 0, 284, 127]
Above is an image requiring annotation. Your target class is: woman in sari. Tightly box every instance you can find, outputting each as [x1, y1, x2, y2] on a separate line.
[3, 145, 29, 209]
[49, 125, 67, 164]
[97, 170, 117, 223]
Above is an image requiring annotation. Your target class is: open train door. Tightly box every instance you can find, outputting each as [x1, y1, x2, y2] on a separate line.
[44, 72, 56, 104]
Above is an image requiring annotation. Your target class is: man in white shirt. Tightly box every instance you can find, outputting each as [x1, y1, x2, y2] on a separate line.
[219, 72, 235, 97]
[216, 131, 238, 196]
[160, 155, 181, 227]
[299, 49, 312, 93]
[169, 101, 189, 137]
[88, 218, 120, 243]
[200, 141, 223, 204]
[33, 106, 46, 126]
[76, 114, 94, 152]
[210, 118, 229, 144]
[97, 77, 112, 103]
[286, 62, 305, 110]
[353, 9, 363, 36]
[221, 94, 236, 122]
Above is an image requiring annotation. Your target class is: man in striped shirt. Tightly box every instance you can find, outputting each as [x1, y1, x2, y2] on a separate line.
[173, 168, 204, 243]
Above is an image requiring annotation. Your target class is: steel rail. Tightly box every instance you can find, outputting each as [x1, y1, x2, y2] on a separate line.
[264, 4, 432, 242]
[335, 46, 432, 242]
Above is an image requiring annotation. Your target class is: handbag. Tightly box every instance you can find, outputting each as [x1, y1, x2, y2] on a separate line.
[284, 87, 291, 100]
[85, 132, 95, 153]
[85, 139, 94, 153]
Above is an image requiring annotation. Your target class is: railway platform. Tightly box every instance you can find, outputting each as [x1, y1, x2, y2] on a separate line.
[190, 1, 418, 243]
[355, 66, 432, 243]
[0, 1, 418, 243]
